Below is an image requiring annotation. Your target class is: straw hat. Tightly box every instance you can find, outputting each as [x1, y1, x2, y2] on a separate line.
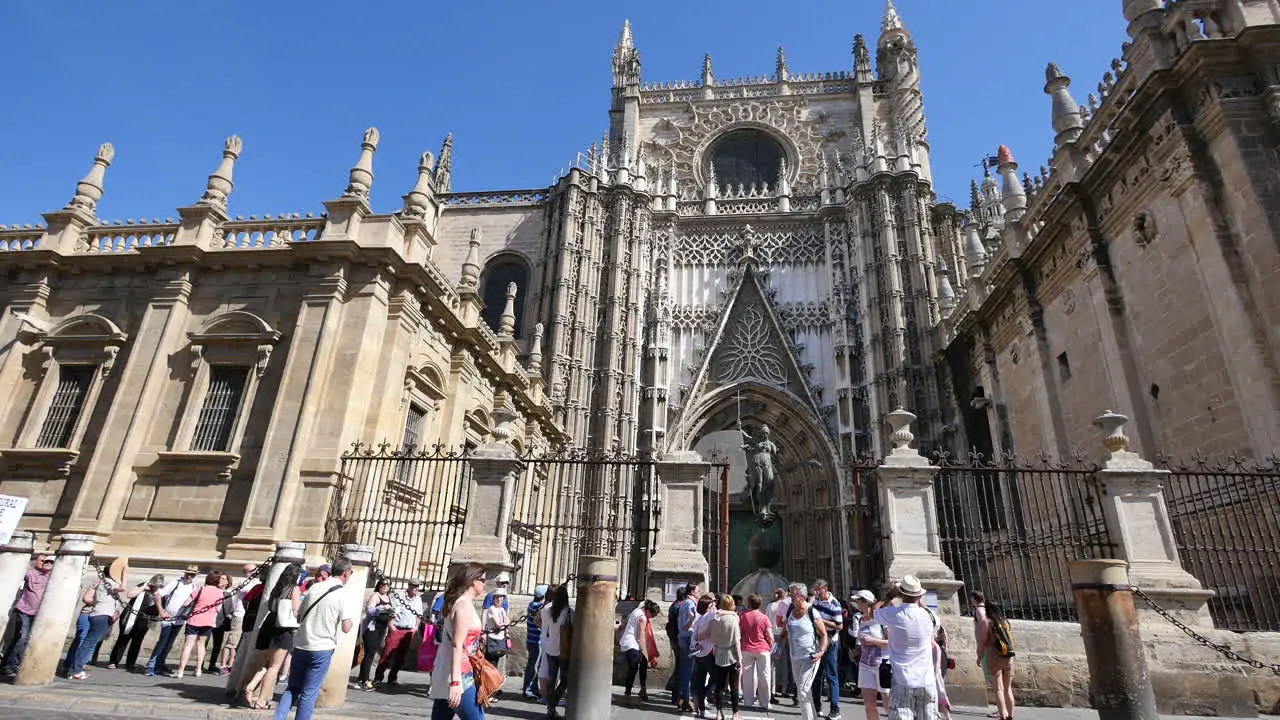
[107, 557, 129, 585]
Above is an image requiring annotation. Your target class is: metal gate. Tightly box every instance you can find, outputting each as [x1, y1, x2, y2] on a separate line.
[325, 443, 661, 598]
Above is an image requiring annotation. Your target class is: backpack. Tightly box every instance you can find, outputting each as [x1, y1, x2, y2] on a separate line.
[665, 601, 680, 638]
[991, 618, 1016, 658]
[243, 584, 264, 628]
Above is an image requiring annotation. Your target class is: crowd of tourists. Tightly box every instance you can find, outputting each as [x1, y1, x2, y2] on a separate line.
[2, 553, 1018, 720]
[662, 576, 1017, 720]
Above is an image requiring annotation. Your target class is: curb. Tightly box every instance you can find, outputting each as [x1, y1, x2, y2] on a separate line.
[0, 686, 385, 719]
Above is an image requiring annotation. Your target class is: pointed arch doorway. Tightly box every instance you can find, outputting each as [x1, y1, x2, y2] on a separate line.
[675, 381, 850, 592]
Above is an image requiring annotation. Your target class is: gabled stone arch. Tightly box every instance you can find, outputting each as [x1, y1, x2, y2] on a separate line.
[194, 310, 279, 341]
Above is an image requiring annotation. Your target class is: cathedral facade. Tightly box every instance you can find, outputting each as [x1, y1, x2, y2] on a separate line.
[1, 0, 1277, 587]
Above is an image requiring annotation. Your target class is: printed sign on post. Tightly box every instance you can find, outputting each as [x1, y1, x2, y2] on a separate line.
[924, 591, 939, 611]
[663, 578, 687, 602]
[0, 495, 29, 544]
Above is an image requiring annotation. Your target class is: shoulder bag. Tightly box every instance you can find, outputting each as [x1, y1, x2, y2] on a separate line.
[440, 604, 501, 707]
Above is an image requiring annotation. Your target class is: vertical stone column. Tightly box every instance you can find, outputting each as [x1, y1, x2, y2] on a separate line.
[449, 441, 522, 581]
[318, 544, 374, 709]
[0, 531, 35, 640]
[226, 541, 306, 696]
[14, 534, 94, 686]
[1091, 411, 1214, 626]
[646, 451, 710, 601]
[565, 555, 620, 719]
[876, 408, 964, 613]
[1069, 559, 1158, 720]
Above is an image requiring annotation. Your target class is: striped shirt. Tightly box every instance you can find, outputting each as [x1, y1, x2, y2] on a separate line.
[812, 596, 843, 645]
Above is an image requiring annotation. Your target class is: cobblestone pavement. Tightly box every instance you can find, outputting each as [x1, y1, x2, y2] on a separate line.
[0, 667, 1270, 720]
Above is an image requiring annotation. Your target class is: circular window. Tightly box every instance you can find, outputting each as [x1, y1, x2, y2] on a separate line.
[708, 129, 786, 190]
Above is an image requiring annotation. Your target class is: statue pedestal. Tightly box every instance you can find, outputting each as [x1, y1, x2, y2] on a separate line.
[647, 453, 711, 600]
[730, 525, 789, 599]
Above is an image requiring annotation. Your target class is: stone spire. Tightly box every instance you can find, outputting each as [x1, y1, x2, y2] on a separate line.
[401, 151, 436, 218]
[776, 46, 789, 82]
[1045, 63, 1085, 147]
[776, 158, 791, 196]
[969, 179, 982, 214]
[612, 19, 641, 88]
[343, 127, 380, 201]
[198, 136, 242, 210]
[499, 282, 518, 336]
[433, 133, 453, 193]
[459, 228, 482, 290]
[936, 258, 957, 313]
[963, 213, 988, 277]
[882, 0, 905, 34]
[701, 53, 714, 87]
[997, 145, 1027, 221]
[66, 143, 114, 214]
[529, 322, 544, 372]
[853, 34, 873, 80]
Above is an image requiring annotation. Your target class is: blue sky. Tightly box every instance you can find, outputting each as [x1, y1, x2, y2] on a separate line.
[0, 1, 1125, 224]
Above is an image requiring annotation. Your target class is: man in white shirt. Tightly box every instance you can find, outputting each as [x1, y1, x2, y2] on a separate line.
[874, 576, 939, 720]
[145, 564, 199, 676]
[375, 579, 424, 686]
[273, 558, 357, 720]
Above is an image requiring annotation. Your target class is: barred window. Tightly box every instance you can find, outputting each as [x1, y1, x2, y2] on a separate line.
[402, 405, 426, 452]
[35, 365, 95, 448]
[191, 366, 250, 452]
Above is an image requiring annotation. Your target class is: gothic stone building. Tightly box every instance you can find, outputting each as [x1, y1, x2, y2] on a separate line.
[1, 0, 1277, 589]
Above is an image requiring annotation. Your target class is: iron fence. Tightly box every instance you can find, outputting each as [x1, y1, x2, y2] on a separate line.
[703, 463, 732, 594]
[1158, 454, 1280, 632]
[841, 457, 885, 592]
[326, 443, 662, 598]
[934, 452, 1113, 622]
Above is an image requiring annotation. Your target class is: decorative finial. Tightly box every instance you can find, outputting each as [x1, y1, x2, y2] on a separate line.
[776, 157, 791, 196]
[996, 145, 1027, 220]
[459, 228, 481, 290]
[882, 0, 904, 33]
[529, 322, 545, 372]
[1045, 63, 1085, 147]
[969, 179, 982, 212]
[885, 407, 917, 452]
[853, 34, 872, 73]
[1094, 410, 1130, 453]
[198, 135, 243, 210]
[936, 259, 957, 311]
[997, 145, 1015, 167]
[342, 127, 380, 200]
[618, 19, 634, 49]
[702, 53, 714, 86]
[401, 151, 436, 219]
[434, 133, 453, 193]
[776, 46, 789, 82]
[499, 282, 518, 337]
[66, 142, 115, 214]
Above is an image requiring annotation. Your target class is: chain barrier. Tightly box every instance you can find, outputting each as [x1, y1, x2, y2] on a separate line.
[86, 555, 274, 624]
[1131, 585, 1280, 676]
[389, 573, 579, 636]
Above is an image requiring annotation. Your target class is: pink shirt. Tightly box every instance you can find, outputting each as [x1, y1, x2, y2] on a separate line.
[14, 568, 49, 616]
[186, 586, 225, 628]
[740, 609, 773, 653]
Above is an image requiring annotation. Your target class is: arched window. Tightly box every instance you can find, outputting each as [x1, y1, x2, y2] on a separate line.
[480, 257, 529, 338]
[709, 129, 786, 191]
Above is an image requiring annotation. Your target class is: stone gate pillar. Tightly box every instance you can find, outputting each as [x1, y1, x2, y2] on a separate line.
[449, 436, 522, 581]
[1091, 411, 1214, 627]
[646, 450, 711, 601]
[318, 544, 374, 709]
[14, 534, 94, 686]
[0, 531, 35, 641]
[226, 541, 307, 696]
[875, 408, 964, 614]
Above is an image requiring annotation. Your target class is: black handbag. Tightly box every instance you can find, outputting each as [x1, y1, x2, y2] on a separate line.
[878, 659, 893, 689]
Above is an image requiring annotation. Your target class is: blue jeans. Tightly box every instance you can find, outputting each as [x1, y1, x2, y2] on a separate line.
[68, 615, 112, 674]
[811, 641, 840, 713]
[522, 643, 540, 696]
[430, 677, 485, 720]
[676, 637, 693, 700]
[61, 615, 91, 676]
[146, 622, 183, 673]
[274, 648, 333, 720]
[1, 611, 35, 673]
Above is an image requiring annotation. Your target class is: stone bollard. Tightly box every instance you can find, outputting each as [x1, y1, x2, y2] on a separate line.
[0, 531, 35, 640]
[565, 555, 620, 719]
[1070, 559, 1158, 720]
[317, 544, 373, 709]
[14, 534, 94, 686]
[226, 541, 306, 697]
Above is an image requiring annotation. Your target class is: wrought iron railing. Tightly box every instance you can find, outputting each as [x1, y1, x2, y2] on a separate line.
[933, 452, 1113, 622]
[1158, 453, 1280, 632]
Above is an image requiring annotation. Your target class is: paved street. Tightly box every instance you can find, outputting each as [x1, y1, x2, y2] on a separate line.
[0, 667, 1272, 720]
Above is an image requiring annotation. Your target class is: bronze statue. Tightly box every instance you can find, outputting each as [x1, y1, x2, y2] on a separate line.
[740, 422, 780, 522]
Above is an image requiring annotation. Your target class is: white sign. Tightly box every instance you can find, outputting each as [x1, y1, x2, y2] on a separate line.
[0, 495, 28, 544]
[924, 591, 939, 610]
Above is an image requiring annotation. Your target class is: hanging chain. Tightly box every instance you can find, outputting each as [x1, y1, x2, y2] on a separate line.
[1130, 585, 1280, 675]
[86, 555, 274, 622]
